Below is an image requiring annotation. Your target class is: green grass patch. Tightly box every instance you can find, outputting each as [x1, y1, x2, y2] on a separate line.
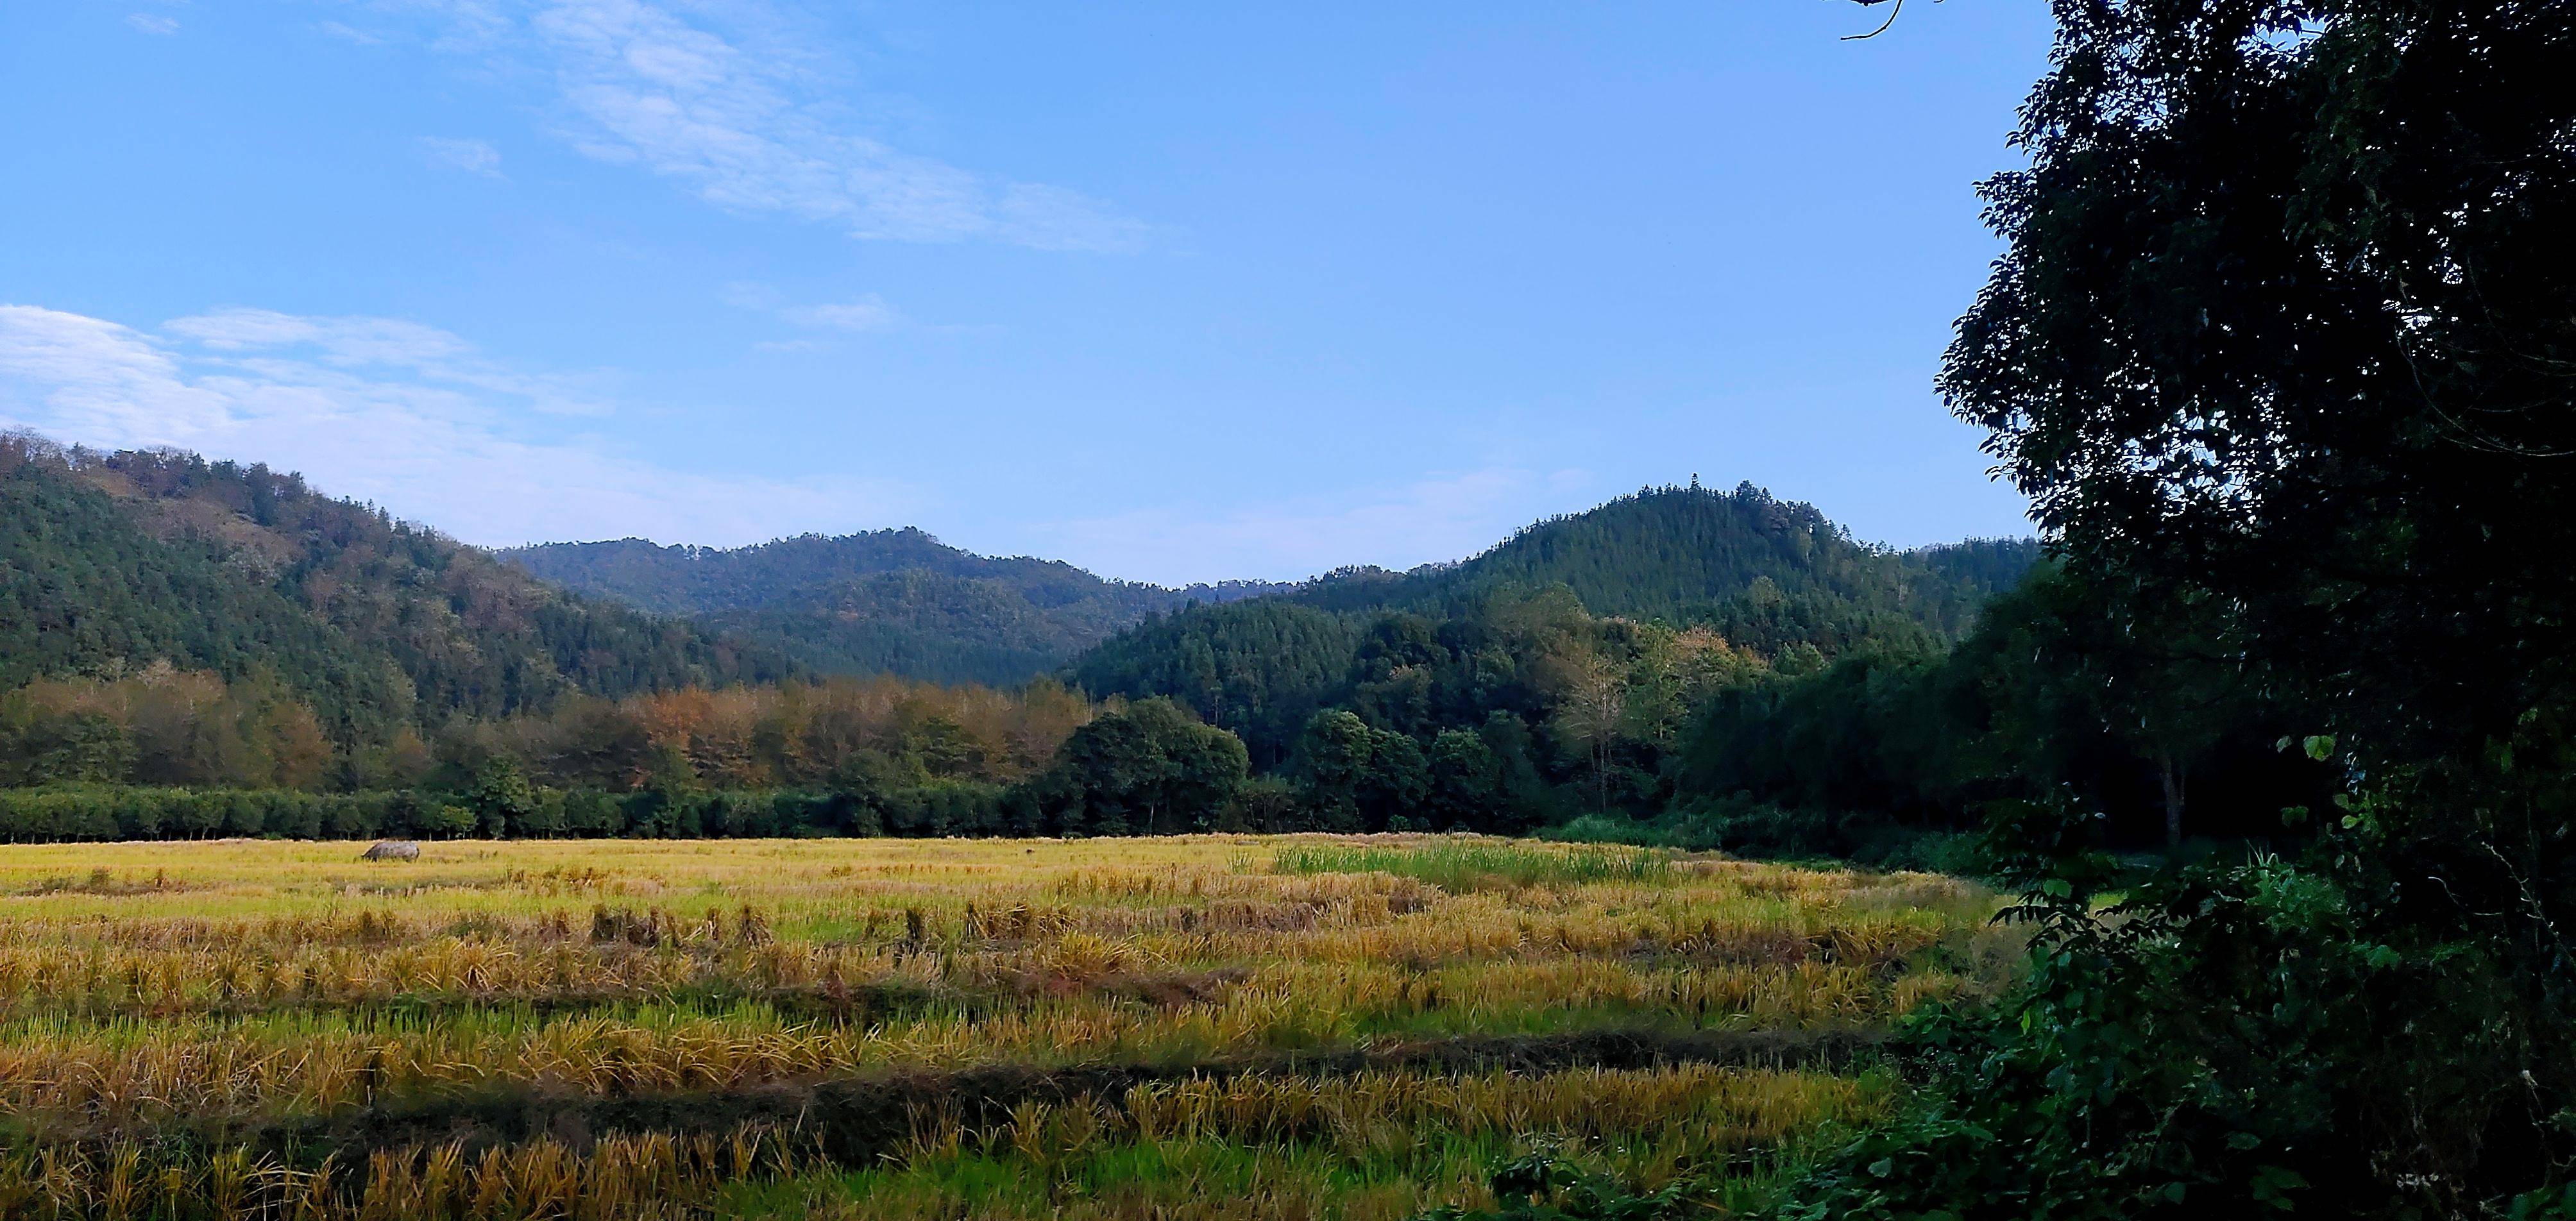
[1272, 841, 1670, 891]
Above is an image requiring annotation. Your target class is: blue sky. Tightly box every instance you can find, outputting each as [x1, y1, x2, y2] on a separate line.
[0, 1, 2052, 585]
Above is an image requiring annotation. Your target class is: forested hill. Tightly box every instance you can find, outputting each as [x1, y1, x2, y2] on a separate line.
[1289, 483, 2037, 646]
[504, 531, 1278, 617]
[1066, 483, 2040, 766]
[503, 534, 1287, 687]
[0, 435, 793, 742]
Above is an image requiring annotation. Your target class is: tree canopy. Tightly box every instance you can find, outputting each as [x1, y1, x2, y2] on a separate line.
[1741, 0, 2576, 1214]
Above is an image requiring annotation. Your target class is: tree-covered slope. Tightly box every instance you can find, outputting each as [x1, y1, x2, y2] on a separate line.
[704, 569, 1144, 687]
[1067, 483, 2038, 770]
[1062, 598, 1366, 766]
[0, 435, 792, 740]
[1293, 482, 2038, 633]
[1075, 484, 2035, 713]
[504, 532, 1287, 684]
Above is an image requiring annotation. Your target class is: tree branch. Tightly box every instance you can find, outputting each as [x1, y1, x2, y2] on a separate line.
[1843, 0, 1903, 41]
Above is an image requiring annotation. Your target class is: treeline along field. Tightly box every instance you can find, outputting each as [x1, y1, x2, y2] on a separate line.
[4, 435, 2325, 863]
[15, 435, 2139, 863]
[0, 834, 2004, 1220]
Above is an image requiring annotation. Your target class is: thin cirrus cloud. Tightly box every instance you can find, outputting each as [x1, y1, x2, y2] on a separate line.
[368, 0, 1148, 252]
[723, 282, 902, 342]
[318, 20, 386, 45]
[779, 296, 897, 332]
[162, 307, 605, 417]
[418, 135, 506, 178]
[0, 301, 1597, 583]
[126, 13, 180, 35]
[0, 303, 913, 548]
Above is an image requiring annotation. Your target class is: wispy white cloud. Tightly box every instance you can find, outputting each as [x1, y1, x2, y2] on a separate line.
[717, 280, 782, 310]
[780, 296, 897, 332]
[0, 303, 1600, 575]
[126, 13, 180, 35]
[418, 135, 505, 178]
[722, 282, 902, 344]
[1033, 467, 1600, 587]
[163, 307, 604, 416]
[165, 308, 469, 362]
[0, 303, 913, 547]
[344, 0, 1146, 251]
[319, 20, 385, 44]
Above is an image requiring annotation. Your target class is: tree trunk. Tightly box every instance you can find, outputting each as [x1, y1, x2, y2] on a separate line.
[2159, 755, 2185, 849]
[1595, 742, 1611, 818]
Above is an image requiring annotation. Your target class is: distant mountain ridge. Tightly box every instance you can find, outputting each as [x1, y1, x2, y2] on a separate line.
[503, 531, 1283, 616]
[505, 483, 2039, 690]
[502, 532, 1289, 687]
[0, 430, 2033, 762]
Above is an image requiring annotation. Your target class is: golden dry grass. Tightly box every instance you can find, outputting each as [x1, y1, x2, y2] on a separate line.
[0, 834, 2001, 1218]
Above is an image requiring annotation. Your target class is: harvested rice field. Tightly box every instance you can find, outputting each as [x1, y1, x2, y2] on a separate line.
[0, 835, 2009, 1220]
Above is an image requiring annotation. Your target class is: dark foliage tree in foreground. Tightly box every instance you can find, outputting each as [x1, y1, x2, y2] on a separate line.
[1469, 1, 2576, 1217]
[1766, 0, 2576, 1215]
